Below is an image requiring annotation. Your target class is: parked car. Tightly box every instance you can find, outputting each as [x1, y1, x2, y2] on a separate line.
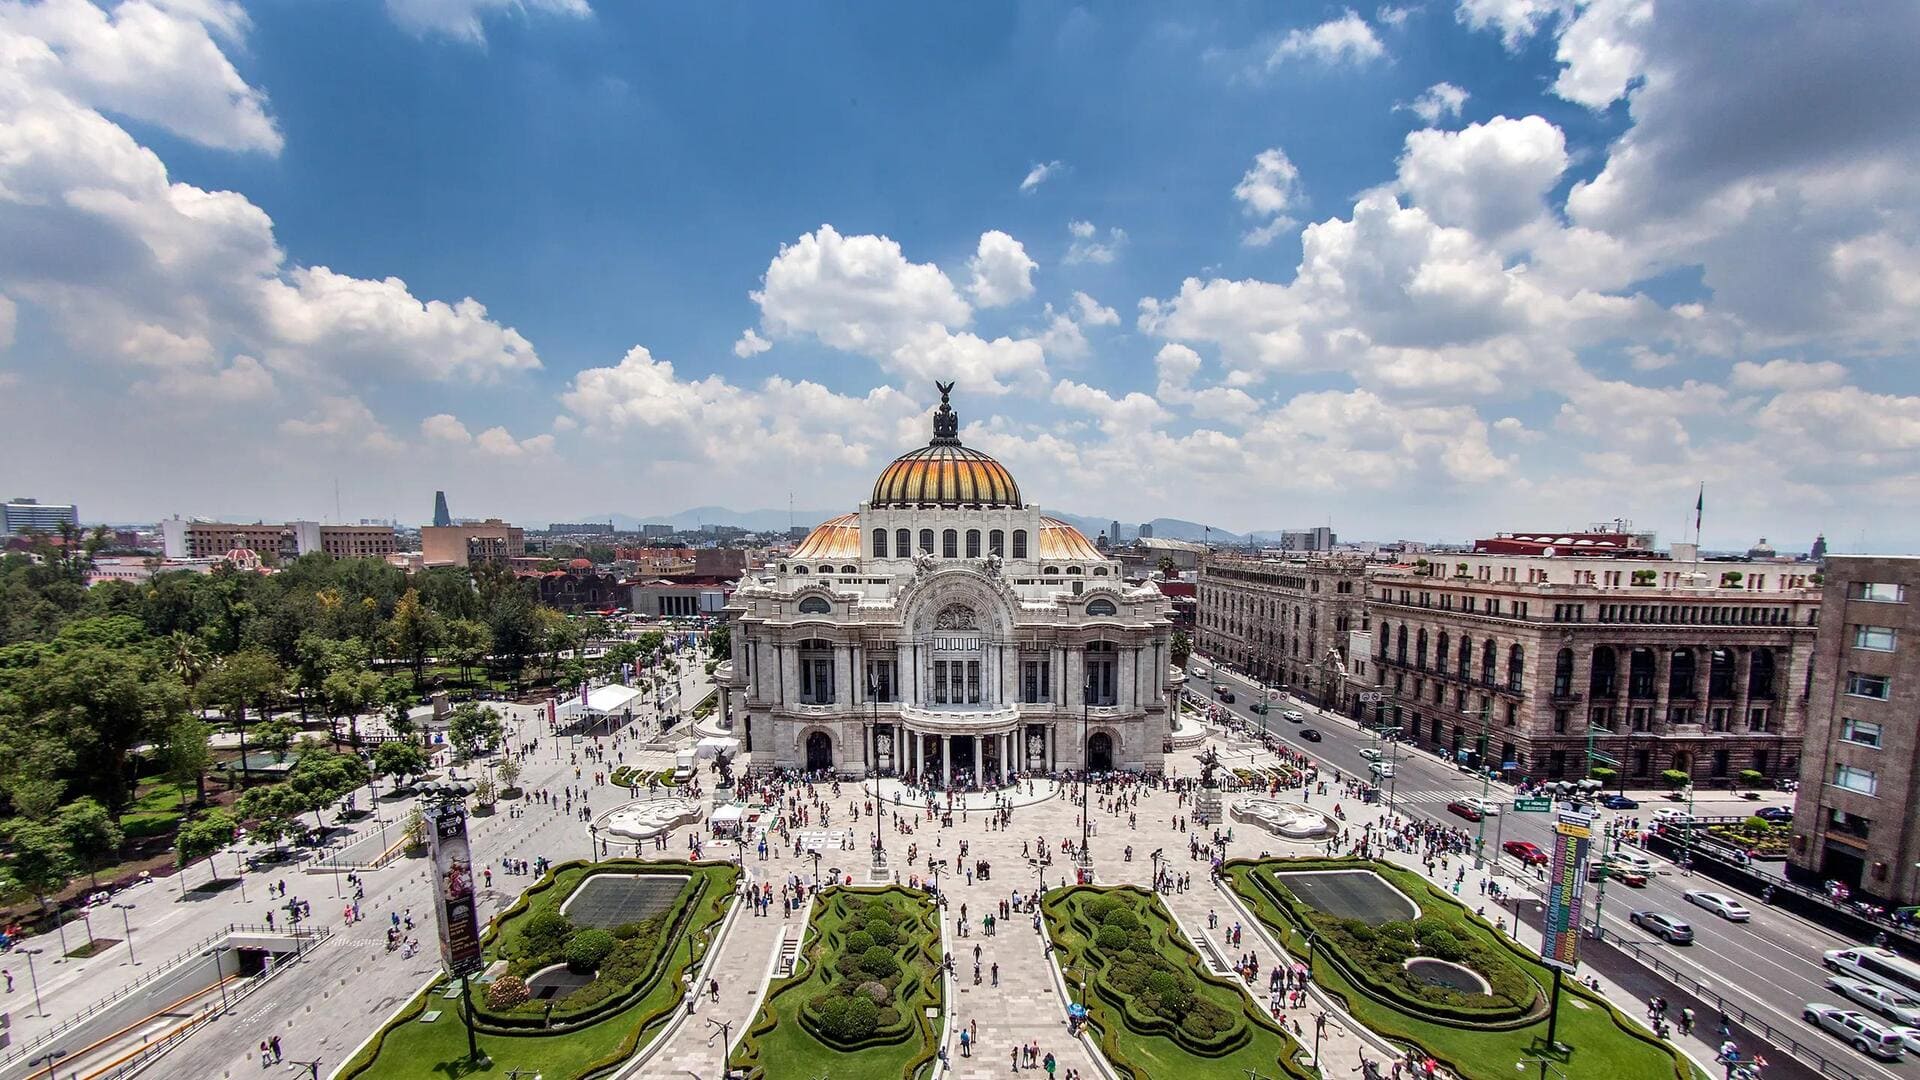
[1588, 863, 1649, 887]
[1827, 975, 1920, 1026]
[1803, 1002, 1907, 1060]
[1283, 710, 1305, 723]
[1503, 840, 1548, 866]
[1757, 806, 1794, 824]
[1684, 890, 1753, 922]
[1298, 728, 1323, 742]
[1629, 910, 1695, 944]
[1600, 794, 1640, 809]
[1447, 800, 1485, 822]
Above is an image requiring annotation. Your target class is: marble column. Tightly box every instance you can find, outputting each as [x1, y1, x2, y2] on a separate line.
[1046, 725, 1057, 771]
[973, 733, 982, 788]
[941, 735, 952, 788]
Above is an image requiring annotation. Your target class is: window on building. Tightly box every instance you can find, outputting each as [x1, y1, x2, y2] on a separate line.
[1829, 808, 1872, 839]
[1554, 709, 1569, 734]
[1747, 707, 1770, 732]
[1846, 672, 1892, 700]
[1085, 642, 1118, 706]
[1087, 598, 1117, 616]
[799, 642, 835, 704]
[1553, 648, 1574, 697]
[965, 529, 982, 558]
[1011, 529, 1028, 559]
[867, 659, 896, 702]
[1021, 659, 1051, 703]
[989, 529, 1005, 556]
[918, 529, 934, 556]
[1855, 582, 1906, 603]
[1842, 717, 1883, 748]
[871, 528, 888, 558]
[1834, 763, 1878, 796]
[1507, 644, 1524, 692]
[942, 529, 958, 558]
[1481, 638, 1497, 684]
[1854, 625, 1898, 652]
[895, 528, 911, 557]
[1436, 632, 1449, 671]
[797, 595, 831, 614]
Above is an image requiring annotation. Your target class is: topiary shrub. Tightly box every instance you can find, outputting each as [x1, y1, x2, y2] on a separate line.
[1097, 924, 1132, 953]
[611, 922, 643, 940]
[1102, 906, 1141, 933]
[486, 975, 531, 1010]
[859, 945, 901, 980]
[521, 909, 574, 956]
[565, 929, 617, 973]
[845, 929, 876, 954]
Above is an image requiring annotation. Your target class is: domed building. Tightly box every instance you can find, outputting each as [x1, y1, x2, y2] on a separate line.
[716, 385, 1177, 783]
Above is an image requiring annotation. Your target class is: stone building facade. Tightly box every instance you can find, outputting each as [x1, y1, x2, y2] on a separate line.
[1195, 555, 1369, 711]
[715, 388, 1176, 782]
[1789, 556, 1920, 902]
[1358, 554, 1822, 783]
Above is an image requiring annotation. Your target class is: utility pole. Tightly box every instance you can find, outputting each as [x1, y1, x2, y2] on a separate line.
[1586, 720, 1621, 941]
[1473, 699, 1493, 869]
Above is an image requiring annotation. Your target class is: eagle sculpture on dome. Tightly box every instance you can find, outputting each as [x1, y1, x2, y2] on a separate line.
[931, 381, 960, 443]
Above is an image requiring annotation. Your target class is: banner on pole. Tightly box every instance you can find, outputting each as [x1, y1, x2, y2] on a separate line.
[1541, 808, 1594, 973]
[426, 803, 484, 977]
[546, 697, 557, 727]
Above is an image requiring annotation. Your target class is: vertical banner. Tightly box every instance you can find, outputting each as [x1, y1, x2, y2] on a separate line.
[1541, 808, 1594, 972]
[427, 804, 484, 977]
[546, 696, 557, 727]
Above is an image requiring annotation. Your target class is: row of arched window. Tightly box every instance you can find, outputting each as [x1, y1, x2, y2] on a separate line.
[873, 526, 1028, 560]
[1378, 621, 1526, 692]
[1558, 645, 1775, 700]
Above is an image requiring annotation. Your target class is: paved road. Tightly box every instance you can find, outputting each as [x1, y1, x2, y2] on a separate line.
[1195, 659, 1917, 1080]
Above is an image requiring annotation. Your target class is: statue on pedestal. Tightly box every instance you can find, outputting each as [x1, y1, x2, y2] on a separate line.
[1200, 746, 1221, 789]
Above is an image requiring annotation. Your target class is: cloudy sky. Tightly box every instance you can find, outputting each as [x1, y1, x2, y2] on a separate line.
[2, 1, 1916, 551]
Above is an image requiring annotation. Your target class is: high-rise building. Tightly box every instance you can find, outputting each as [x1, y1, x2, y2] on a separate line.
[1789, 557, 1920, 903]
[4, 498, 79, 535]
[1279, 527, 1336, 552]
[1110, 520, 1124, 546]
[641, 524, 674, 538]
[432, 491, 452, 528]
[1138, 523, 1154, 539]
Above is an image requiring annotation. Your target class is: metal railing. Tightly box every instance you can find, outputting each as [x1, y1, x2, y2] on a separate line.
[1604, 935, 1868, 1080]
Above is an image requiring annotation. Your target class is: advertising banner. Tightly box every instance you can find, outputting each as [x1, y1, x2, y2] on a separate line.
[1541, 808, 1594, 972]
[546, 697, 557, 727]
[427, 804, 484, 977]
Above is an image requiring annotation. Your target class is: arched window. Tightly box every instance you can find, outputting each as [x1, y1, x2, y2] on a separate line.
[1395, 625, 1407, 664]
[1554, 647, 1574, 697]
[1481, 638, 1496, 683]
[793, 565, 808, 575]
[1457, 638, 1472, 679]
[1629, 648, 1655, 697]
[919, 529, 934, 556]
[942, 529, 958, 558]
[1436, 632, 1450, 671]
[1087, 598, 1117, 616]
[1708, 648, 1736, 698]
[989, 529, 1005, 556]
[1590, 646, 1616, 696]
[965, 529, 982, 558]
[1416, 628, 1428, 670]
[1378, 623, 1391, 661]
[1669, 649, 1696, 699]
[818, 565, 834, 575]
[1067, 566, 1084, 575]
[1507, 644, 1524, 692]
[871, 528, 888, 558]
[778, 564, 789, 573]
[840, 565, 856, 574]
[1043, 565, 1060, 575]
[798, 595, 831, 614]
[1093, 566, 1108, 576]
[895, 528, 911, 557]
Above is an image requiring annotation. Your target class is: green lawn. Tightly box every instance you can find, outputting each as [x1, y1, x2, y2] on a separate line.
[1226, 858, 1691, 1080]
[731, 886, 943, 1080]
[339, 860, 737, 1080]
[1045, 885, 1316, 1080]
[121, 777, 193, 839]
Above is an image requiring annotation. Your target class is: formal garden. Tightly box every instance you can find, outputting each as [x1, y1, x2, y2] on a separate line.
[1704, 817, 1791, 858]
[1043, 885, 1316, 1080]
[731, 886, 944, 1080]
[338, 859, 737, 1079]
[1226, 857, 1695, 1080]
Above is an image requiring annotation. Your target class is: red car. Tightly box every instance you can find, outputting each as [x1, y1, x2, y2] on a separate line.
[1503, 840, 1549, 866]
[1446, 800, 1485, 823]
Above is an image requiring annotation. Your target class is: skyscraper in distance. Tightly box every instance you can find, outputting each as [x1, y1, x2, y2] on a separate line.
[432, 490, 452, 528]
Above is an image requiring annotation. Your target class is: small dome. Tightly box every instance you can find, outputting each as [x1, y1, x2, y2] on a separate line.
[869, 384, 1023, 509]
[569, 557, 593, 570]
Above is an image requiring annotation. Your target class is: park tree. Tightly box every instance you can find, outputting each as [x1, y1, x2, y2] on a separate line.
[253, 717, 299, 763]
[287, 741, 369, 832]
[164, 630, 213, 690]
[322, 666, 384, 750]
[161, 716, 215, 807]
[198, 648, 287, 784]
[447, 702, 505, 760]
[384, 589, 444, 686]
[175, 808, 237, 882]
[1158, 555, 1179, 580]
[1170, 631, 1193, 672]
[1, 820, 73, 910]
[373, 739, 428, 781]
[706, 624, 731, 662]
[236, 783, 307, 849]
[0, 724, 73, 822]
[57, 797, 124, 887]
[496, 755, 522, 793]
[27, 642, 186, 813]
[444, 619, 493, 687]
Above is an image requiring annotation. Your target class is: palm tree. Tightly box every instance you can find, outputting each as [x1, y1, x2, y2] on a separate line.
[167, 630, 212, 690]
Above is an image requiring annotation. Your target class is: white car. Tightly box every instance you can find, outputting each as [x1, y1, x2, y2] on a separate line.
[1283, 710, 1305, 723]
[1359, 747, 1383, 761]
[1369, 761, 1395, 779]
[1606, 851, 1656, 874]
[1651, 807, 1696, 827]
[1828, 976, 1920, 1027]
[1891, 1027, 1920, 1056]
[1683, 890, 1752, 922]
[1460, 796, 1501, 817]
[1804, 1002, 1907, 1060]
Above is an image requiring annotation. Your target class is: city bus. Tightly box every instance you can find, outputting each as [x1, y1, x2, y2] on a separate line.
[1825, 947, 1920, 998]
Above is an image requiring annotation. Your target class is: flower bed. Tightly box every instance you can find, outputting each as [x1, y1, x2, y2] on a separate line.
[1706, 820, 1790, 858]
[732, 886, 943, 1080]
[1045, 885, 1313, 1080]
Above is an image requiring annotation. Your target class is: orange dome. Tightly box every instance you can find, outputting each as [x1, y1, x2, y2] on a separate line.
[869, 383, 1023, 509]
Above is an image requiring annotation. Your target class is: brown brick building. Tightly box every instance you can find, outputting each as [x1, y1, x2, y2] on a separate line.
[1195, 555, 1369, 710]
[1790, 556, 1920, 902]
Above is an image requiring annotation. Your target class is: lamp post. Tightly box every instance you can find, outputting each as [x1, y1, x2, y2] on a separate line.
[19, 946, 45, 1017]
[112, 902, 139, 965]
[1473, 700, 1493, 869]
[30, 1049, 66, 1080]
[209, 944, 232, 1013]
[1081, 677, 1094, 868]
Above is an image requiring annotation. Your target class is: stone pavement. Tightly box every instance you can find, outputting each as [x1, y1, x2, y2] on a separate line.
[642, 872, 787, 1077]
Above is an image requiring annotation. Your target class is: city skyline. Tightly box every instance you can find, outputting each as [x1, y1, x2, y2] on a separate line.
[3, 3, 1918, 548]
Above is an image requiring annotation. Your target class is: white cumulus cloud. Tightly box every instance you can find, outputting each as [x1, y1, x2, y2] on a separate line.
[733, 328, 772, 357]
[1267, 10, 1386, 67]
[1064, 220, 1127, 265]
[1234, 148, 1304, 247]
[966, 230, 1037, 308]
[1402, 81, 1471, 124]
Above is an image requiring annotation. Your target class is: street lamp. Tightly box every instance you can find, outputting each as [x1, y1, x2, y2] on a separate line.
[30, 1048, 66, 1080]
[1081, 677, 1095, 868]
[1473, 700, 1493, 869]
[112, 902, 139, 965]
[19, 946, 46, 1017]
[208, 944, 233, 1013]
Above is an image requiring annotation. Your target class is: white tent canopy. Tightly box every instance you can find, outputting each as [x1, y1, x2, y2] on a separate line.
[581, 684, 643, 714]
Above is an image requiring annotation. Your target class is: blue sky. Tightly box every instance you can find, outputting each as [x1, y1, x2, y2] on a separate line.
[3, 1, 1917, 550]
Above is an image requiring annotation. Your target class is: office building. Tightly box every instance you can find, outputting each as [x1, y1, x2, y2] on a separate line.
[421, 519, 525, 567]
[4, 498, 79, 535]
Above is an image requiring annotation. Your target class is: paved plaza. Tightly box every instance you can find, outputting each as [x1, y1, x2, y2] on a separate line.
[0, 656, 1742, 1080]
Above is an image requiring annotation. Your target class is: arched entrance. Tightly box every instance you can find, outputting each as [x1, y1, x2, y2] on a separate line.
[805, 731, 833, 773]
[1087, 732, 1114, 773]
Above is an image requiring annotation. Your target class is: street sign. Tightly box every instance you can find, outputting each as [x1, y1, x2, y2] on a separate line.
[1513, 797, 1553, 813]
[1587, 749, 1621, 767]
[1359, 691, 1386, 705]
